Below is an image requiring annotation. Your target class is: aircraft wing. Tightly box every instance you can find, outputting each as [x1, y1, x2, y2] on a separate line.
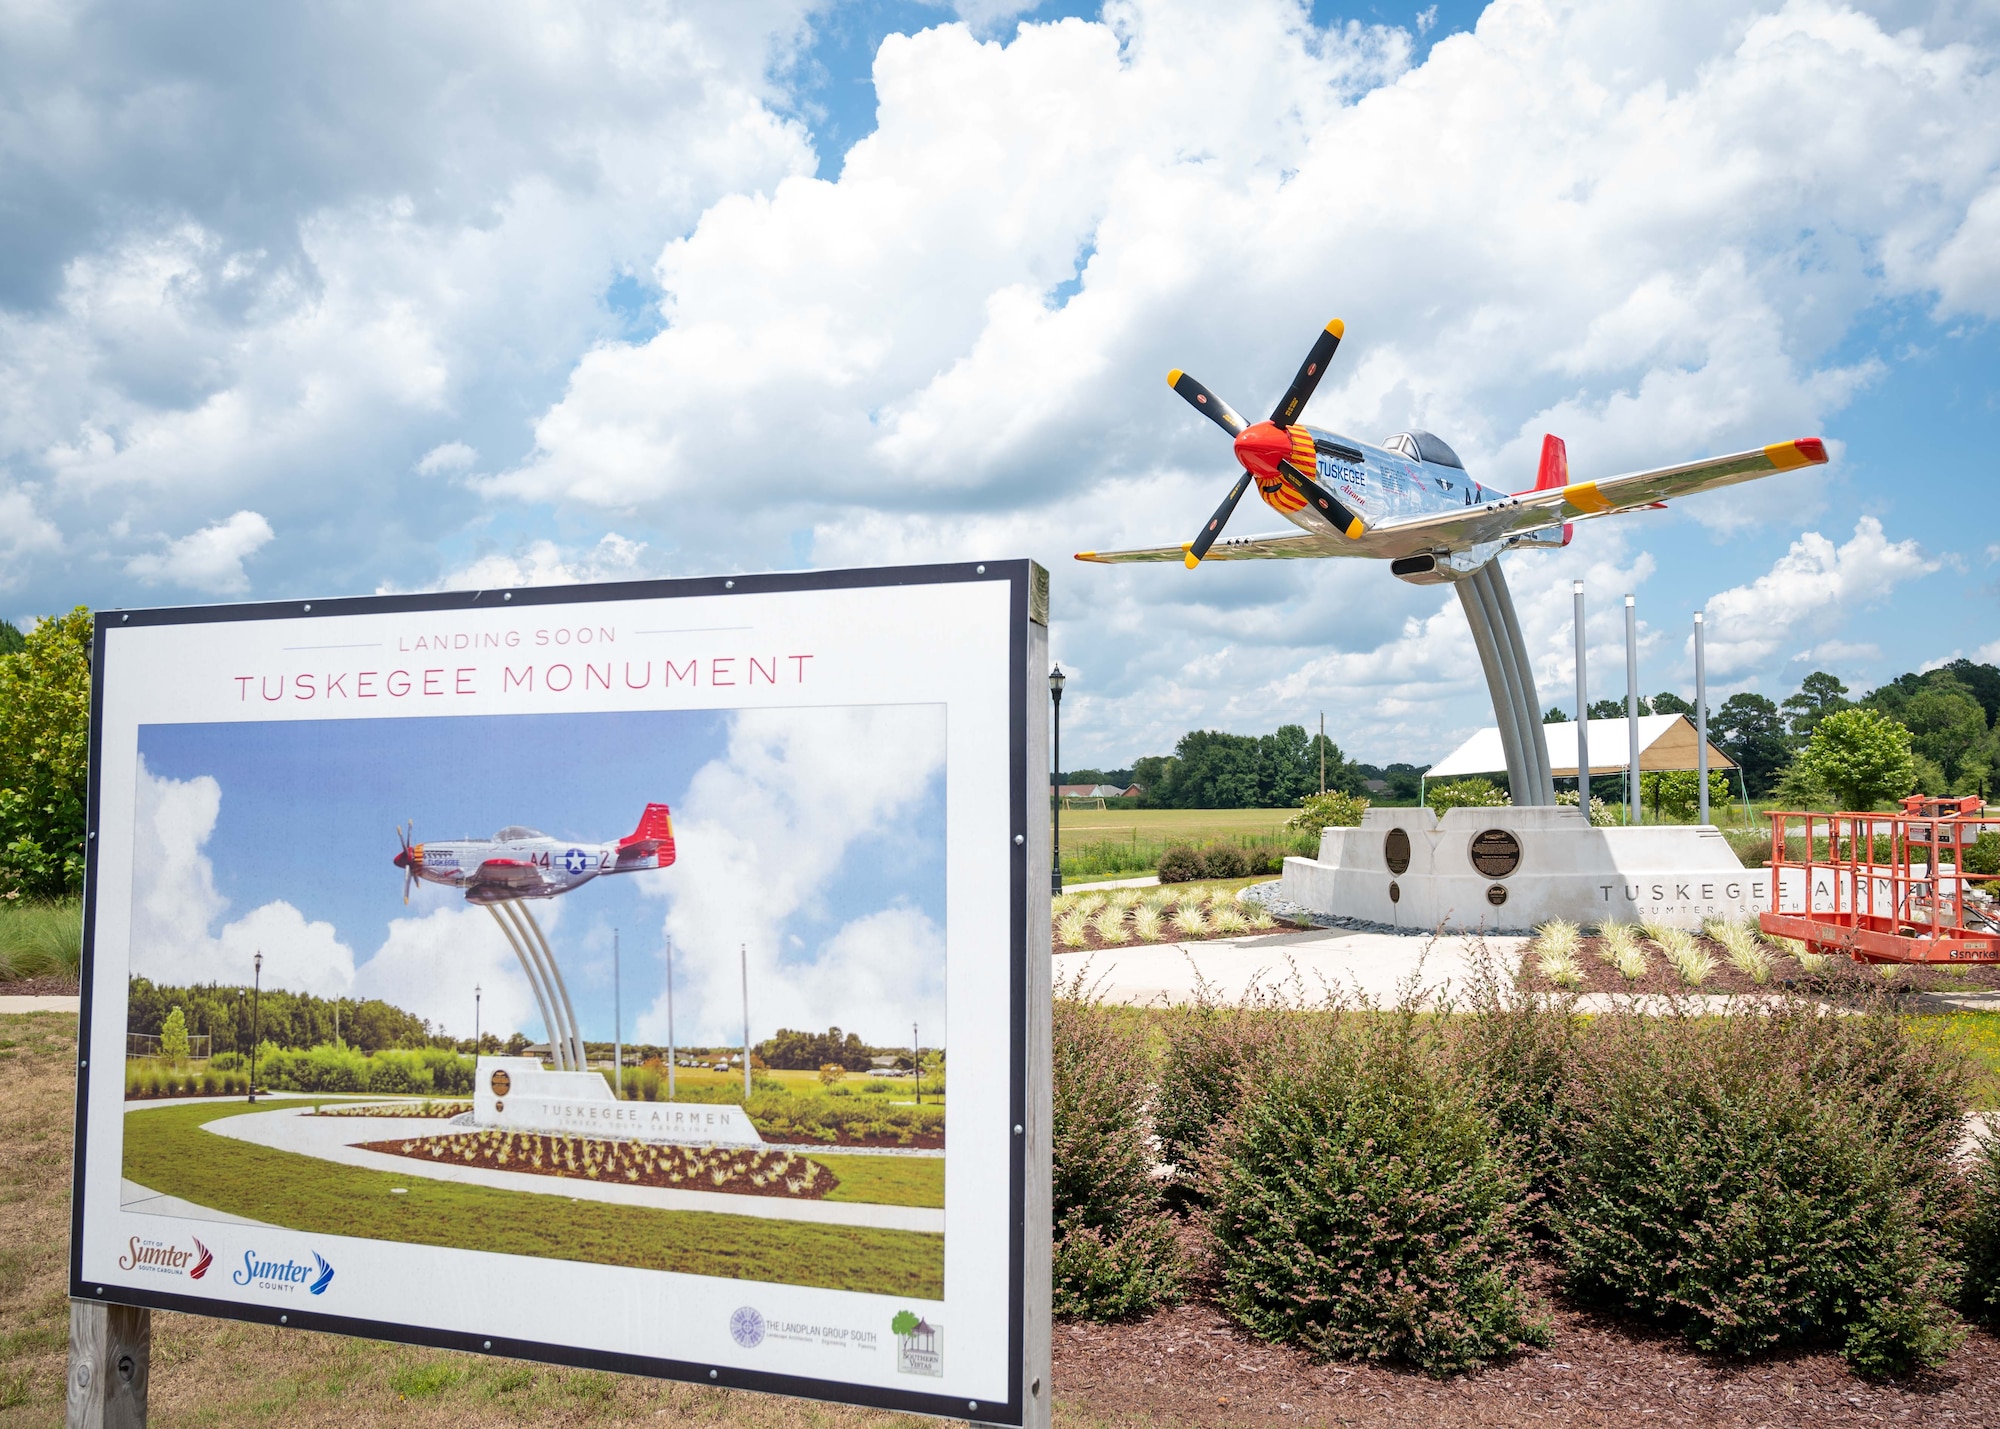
[1075, 530, 1346, 564]
[466, 858, 545, 894]
[1362, 438, 1829, 553]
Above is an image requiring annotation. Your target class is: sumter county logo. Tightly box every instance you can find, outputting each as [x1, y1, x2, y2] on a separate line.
[891, 1310, 942, 1377]
[233, 1250, 335, 1296]
[118, 1235, 212, 1279]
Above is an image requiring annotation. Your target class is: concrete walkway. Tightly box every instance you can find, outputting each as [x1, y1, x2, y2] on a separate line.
[1064, 874, 1160, 889]
[120, 1179, 277, 1228]
[0, 995, 79, 1013]
[1052, 927, 1529, 1007]
[198, 1105, 944, 1234]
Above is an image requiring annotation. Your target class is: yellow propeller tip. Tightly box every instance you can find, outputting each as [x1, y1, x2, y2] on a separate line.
[1168, 369, 1186, 387]
[1183, 552, 1199, 569]
[1325, 319, 1344, 338]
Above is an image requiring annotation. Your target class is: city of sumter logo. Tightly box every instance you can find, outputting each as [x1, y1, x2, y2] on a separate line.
[118, 1235, 211, 1279]
[891, 1310, 942, 1377]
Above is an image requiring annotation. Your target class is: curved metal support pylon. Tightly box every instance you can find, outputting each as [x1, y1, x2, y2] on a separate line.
[486, 903, 568, 1070]
[507, 901, 586, 1069]
[1456, 557, 1557, 806]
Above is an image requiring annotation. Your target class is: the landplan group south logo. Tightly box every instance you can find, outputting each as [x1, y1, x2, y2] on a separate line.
[232, 1250, 335, 1295]
[891, 1310, 941, 1377]
[729, 1306, 766, 1349]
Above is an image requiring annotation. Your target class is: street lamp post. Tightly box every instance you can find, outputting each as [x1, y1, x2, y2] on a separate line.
[1049, 664, 1066, 895]
[474, 983, 482, 1057]
[249, 951, 263, 1104]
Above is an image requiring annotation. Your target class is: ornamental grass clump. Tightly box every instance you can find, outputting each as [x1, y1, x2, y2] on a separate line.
[1203, 1004, 1549, 1376]
[1707, 920, 1774, 985]
[1596, 923, 1649, 982]
[1130, 905, 1165, 943]
[1055, 907, 1091, 949]
[1052, 975, 1181, 1319]
[1208, 901, 1249, 936]
[1549, 1002, 1968, 1376]
[1658, 928, 1715, 987]
[1171, 902, 1209, 938]
[1534, 918, 1582, 960]
[1092, 904, 1130, 945]
[1535, 945, 1584, 989]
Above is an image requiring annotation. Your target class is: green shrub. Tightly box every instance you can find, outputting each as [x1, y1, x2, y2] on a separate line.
[1965, 832, 2000, 878]
[1152, 988, 1285, 1193]
[1052, 980, 1180, 1319]
[1204, 1006, 1547, 1376]
[1549, 1005, 1966, 1376]
[1158, 844, 1203, 883]
[1288, 791, 1369, 835]
[1426, 778, 1509, 814]
[1962, 1132, 2000, 1328]
[1199, 843, 1250, 879]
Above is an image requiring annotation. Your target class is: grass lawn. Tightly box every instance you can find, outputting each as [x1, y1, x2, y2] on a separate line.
[1056, 807, 1299, 843]
[121, 1099, 942, 1295]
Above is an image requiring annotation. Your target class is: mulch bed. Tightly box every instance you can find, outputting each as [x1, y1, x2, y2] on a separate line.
[355, 1131, 838, 1199]
[1053, 1278, 2000, 1426]
[0, 975, 80, 996]
[1520, 933, 2000, 998]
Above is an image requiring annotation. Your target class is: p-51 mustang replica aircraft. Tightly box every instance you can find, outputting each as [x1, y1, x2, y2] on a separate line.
[1075, 320, 1828, 807]
[391, 804, 676, 904]
[1076, 318, 1826, 579]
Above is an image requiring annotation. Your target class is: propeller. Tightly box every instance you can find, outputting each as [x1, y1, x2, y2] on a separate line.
[392, 821, 417, 904]
[1168, 319, 1356, 567]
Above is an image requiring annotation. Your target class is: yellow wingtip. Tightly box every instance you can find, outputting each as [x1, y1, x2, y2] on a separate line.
[1325, 318, 1344, 338]
[1074, 551, 1096, 562]
[1167, 369, 1184, 387]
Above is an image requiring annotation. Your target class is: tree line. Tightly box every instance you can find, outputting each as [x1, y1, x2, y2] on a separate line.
[126, 979, 448, 1054]
[1544, 659, 2000, 807]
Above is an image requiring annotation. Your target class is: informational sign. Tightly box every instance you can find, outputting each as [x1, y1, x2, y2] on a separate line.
[71, 562, 1052, 1426]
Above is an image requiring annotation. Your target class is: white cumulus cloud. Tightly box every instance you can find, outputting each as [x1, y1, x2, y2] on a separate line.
[632, 705, 947, 1048]
[124, 510, 275, 594]
[1701, 516, 1940, 682]
[130, 755, 355, 994]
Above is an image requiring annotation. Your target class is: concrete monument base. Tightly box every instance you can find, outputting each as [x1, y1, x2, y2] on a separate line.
[1281, 805, 1765, 933]
[472, 1056, 765, 1145]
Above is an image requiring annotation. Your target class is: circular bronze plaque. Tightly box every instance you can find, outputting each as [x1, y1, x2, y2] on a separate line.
[1486, 883, 1508, 906]
[1388, 880, 1401, 904]
[1469, 828, 1522, 878]
[1384, 827, 1412, 875]
[489, 1069, 512, 1097]
[494, 1099, 505, 1113]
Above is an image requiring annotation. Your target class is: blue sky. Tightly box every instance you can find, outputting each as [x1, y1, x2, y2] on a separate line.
[129, 707, 947, 1046]
[5, 0, 1997, 771]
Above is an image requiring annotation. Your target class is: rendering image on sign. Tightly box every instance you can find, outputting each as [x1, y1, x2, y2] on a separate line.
[70, 564, 1046, 1424]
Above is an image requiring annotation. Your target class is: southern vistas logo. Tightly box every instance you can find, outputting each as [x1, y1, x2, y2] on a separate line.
[891, 1310, 942, 1377]
[232, 1250, 335, 1296]
[117, 1235, 212, 1279]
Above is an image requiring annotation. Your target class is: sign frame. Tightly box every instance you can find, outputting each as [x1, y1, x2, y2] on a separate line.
[67, 559, 1052, 1428]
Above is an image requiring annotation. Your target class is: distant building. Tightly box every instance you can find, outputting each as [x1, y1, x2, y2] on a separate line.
[1055, 783, 1141, 799]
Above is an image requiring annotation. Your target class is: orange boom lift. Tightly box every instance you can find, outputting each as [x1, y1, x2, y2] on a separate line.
[1760, 796, 2000, 964]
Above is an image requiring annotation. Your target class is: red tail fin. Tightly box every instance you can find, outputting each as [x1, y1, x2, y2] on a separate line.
[1525, 434, 1575, 545]
[1533, 433, 1568, 491]
[618, 803, 676, 868]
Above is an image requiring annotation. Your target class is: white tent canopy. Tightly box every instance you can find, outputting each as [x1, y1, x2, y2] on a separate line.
[1426, 714, 1737, 781]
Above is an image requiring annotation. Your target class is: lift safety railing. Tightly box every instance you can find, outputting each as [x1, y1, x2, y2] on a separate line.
[1759, 795, 2000, 964]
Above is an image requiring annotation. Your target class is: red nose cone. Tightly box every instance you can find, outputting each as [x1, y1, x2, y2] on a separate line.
[1233, 421, 1292, 479]
[393, 849, 409, 869]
